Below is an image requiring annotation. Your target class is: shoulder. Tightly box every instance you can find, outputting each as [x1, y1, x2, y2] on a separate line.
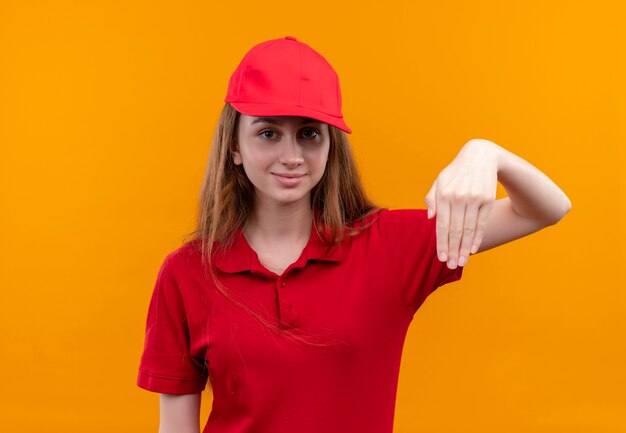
[377, 208, 429, 224]
[152, 239, 214, 307]
[345, 208, 434, 247]
[159, 238, 206, 278]
[366, 208, 432, 234]
[347, 207, 426, 228]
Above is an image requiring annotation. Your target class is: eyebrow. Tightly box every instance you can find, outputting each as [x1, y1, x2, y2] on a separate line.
[251, 117, 321, 126]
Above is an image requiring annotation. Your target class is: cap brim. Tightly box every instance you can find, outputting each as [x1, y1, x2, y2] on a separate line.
[229, 101, 352, 134]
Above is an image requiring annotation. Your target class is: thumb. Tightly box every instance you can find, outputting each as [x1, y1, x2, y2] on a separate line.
[425, 179, 438, 219]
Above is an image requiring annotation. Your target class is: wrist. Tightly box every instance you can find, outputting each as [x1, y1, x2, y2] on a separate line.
[464, 138, 504, 169]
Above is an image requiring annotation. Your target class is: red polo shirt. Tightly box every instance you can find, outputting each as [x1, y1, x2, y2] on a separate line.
[137, 208, 464, 433]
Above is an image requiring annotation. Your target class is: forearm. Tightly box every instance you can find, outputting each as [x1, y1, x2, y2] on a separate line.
[159, 393, 201, 433]
[482, 139, 572, 224]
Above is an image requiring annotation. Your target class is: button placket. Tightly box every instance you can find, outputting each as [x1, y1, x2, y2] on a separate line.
[276, 276, 300, 329]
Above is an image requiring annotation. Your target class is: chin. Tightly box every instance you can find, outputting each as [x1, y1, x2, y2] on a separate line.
[262, 189, 312, 206]
[275, 193, 310, 205]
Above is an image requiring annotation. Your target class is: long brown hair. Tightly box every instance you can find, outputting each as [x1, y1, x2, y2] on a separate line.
[183, 102, 378, 345]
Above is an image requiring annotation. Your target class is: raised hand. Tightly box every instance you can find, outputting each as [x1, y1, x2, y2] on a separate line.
[424, 139, 500, 269]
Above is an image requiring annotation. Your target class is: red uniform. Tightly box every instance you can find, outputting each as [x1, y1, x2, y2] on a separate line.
[137, 208, 464, 432]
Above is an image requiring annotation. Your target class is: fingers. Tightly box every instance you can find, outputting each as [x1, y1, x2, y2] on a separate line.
[446, 198, 466, 269]
[425, 179, 438, 219]
[437, 190, 485, 269]
[435, 198, 451, 264]
[472, 200, 494, 254]
[457, 200, 480, 267]
[430, 171, 496, 269]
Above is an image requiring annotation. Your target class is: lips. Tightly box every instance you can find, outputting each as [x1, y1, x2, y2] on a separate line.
[272, 173, 306, 187]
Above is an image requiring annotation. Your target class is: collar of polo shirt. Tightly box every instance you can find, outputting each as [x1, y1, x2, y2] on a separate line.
[214, 223, 347, 275]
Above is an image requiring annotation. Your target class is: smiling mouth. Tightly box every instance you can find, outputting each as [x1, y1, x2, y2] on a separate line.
[272, 173, 306, 178]
[272, 173, 306, 187]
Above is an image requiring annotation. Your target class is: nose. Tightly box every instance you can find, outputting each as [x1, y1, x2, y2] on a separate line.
[278, 135, 304, 168]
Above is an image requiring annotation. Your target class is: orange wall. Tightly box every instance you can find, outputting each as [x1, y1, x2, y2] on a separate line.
[1, 1, 624, 432]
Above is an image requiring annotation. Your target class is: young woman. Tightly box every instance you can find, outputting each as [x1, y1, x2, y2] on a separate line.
[137, 36, 571, 433]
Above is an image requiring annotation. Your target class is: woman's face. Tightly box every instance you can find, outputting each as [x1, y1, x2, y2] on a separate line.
[234, 114, 331, 208]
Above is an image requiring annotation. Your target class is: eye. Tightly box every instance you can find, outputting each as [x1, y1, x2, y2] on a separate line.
[260, 130, 277, 139]
[301, 128, 319, 139]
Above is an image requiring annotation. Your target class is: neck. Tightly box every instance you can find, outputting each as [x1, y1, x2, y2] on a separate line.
[244, 194, 314, 246]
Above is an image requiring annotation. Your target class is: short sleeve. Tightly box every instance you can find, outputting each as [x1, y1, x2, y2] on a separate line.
[378, 209, 464, 317]
[137, 256, 208, 394]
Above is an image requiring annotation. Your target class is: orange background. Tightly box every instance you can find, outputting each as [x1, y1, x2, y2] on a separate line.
[1, 1, 624, 432]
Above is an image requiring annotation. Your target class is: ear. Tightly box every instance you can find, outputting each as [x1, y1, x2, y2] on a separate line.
[231, 142, 242, 165]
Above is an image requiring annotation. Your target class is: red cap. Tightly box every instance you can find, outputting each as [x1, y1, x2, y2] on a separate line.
[225, 36, 352, 134]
